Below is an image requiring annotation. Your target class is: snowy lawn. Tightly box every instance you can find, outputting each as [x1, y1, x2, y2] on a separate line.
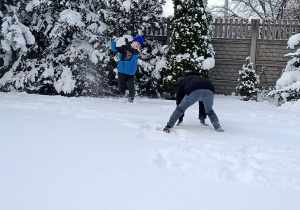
[1, 92, 300, 210]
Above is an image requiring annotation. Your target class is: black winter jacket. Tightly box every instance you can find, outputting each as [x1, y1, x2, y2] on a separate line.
[176, 75, 215, 105]
[176, 75, 215, 120]
[115, 42, 139, 61]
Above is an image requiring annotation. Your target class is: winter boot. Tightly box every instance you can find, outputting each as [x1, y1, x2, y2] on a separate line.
[128, 97, 134, 103]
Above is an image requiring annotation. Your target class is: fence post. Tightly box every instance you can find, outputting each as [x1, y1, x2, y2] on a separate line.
[166, 18, 171, 45]
[250, 19, 259, 66]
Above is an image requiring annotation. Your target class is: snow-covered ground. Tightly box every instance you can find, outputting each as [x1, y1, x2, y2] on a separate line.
[1, 92, 300, 210]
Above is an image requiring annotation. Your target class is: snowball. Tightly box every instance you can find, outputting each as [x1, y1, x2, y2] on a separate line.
[115, 35, 133, 47]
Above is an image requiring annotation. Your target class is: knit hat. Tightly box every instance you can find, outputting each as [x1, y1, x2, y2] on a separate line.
[132, 35, 144, 47]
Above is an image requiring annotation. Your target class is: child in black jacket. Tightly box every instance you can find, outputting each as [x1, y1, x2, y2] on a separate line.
[111, 35, 144, 102]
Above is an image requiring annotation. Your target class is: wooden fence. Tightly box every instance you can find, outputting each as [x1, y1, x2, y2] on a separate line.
[143, 18, 300, 41]
[143, 18, 300, 94]
[212, 19, 300, 40]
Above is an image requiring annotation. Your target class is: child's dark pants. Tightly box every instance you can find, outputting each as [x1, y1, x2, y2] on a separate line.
[118, 72, 135, 100]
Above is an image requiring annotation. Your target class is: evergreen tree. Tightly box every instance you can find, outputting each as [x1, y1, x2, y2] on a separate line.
[236, 57, 260, 101]
[0, 0, 111, 96]
[268, 34, 300, 103]
[0, 1, 35, 91]
[107, 0, 165, 36]
[135, 39, 167, 97]
[162, 0, 215, 96]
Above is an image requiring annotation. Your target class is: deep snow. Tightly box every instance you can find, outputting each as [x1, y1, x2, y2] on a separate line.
[1, 92, 300, 210]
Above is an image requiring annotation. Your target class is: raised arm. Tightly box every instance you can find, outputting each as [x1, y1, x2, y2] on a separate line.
[111, 40, 125, 53]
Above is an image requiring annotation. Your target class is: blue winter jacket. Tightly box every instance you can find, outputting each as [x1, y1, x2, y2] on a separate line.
[111, 41, 139, 75]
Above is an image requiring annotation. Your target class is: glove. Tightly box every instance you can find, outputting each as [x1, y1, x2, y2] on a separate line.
[215, 127, 224, 132]
[111, 40, 117, 52]
[177, 115, 184, 126]
[163, 125, 171, 133]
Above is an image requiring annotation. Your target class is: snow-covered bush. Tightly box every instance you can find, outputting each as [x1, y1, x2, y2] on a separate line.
[107, 0, 165, 36]
[162, 0, 215, 96]
[0, 0, 168, 97]
[0, 3, 36, 91]
[136, 39, 168, 97]
[0, 0, 112, 96]
[236, 57, 260, 101]
[1, 14, 35, 56]
[268, 33, 300, 103]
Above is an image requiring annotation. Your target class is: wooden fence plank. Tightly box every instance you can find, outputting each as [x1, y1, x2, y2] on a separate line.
[214, 19, 218, 38]
[289, 20, 293, 38]
[224, 19, 228, 38]
[234, 19, 238, 38]
[245, 19, 249, 38]
[283, 20, 287, 39]
[240, 19, 243, 38]
[267, 19, 271, 39]
[278, 19, 282, 39]
[272, 20, 276, 40]
[261, 19, 265, 40]
[295, 20, 299, 35]
[219, 19, 223, 38]
[229, 19, 233, 38]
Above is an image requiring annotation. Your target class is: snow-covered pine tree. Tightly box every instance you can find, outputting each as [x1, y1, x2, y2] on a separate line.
[136, 39, 167, 97]
[268, 33, 300, 103]
[0, 1, 36, 91]
[162, 0, 215, 96]
[236, 57, 260, 101]
[107, 0, 165, 36]
[106, 0, 166, 96]
[0, 0, 111, 96]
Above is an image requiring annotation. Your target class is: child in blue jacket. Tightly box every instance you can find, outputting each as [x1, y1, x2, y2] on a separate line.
[111, 35, 144, 102]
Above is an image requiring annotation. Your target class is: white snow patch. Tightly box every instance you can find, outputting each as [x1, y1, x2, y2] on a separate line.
[202, 57, 215, 69]
[123, 0, 131, 12]
[0, 93, 300, 210]
[287, 34, 300, 49]
[59, 9, 85, 27]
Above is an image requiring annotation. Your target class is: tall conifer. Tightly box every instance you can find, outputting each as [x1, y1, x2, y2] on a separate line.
[0, 0, 110, 96]
[162, 0, 214, 96]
